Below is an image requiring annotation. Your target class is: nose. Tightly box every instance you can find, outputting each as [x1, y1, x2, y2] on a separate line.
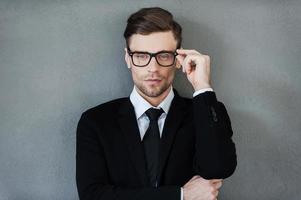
[147, 56, 160, 72]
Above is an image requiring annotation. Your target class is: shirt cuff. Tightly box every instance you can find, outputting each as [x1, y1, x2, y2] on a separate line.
[193, 88, 214, 97]
[181, 187, 183, 200]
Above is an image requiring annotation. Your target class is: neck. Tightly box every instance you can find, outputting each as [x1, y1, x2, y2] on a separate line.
[136, 86, 172, 107]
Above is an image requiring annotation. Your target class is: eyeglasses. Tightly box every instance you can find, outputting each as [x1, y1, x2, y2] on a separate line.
[127, 48, 178, 67]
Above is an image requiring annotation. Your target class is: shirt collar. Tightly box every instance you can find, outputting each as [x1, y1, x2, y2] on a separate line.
[130, 86, 174, 119]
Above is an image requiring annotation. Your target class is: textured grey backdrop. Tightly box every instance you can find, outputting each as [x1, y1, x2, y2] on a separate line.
[0, 0, 300, 199]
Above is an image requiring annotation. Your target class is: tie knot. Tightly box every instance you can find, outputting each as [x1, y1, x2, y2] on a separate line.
[145, 108, 164, 122]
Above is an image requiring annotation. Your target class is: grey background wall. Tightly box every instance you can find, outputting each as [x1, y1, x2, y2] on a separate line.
[0, 0, 300, 199]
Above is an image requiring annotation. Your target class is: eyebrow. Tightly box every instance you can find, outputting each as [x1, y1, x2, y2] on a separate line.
[129, 49, 176, 54]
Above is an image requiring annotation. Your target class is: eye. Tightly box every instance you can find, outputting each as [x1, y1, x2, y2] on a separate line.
[134, 53, 149, 60]
[158, 53, 173, 60]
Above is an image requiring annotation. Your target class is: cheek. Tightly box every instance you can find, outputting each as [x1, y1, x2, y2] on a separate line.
[164, 68, 176, 82]
[131, 68, 144, 83]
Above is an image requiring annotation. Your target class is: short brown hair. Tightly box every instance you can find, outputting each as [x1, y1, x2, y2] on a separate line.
[123, 7, 182, 48]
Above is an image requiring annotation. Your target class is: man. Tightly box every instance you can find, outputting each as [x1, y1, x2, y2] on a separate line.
[76, 7, 237, 200]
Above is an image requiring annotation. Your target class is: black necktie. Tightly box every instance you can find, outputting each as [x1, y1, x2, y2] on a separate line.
[143, 108, 164, 187]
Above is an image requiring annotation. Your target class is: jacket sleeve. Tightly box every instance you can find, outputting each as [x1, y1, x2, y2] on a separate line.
[192, 91, 237, 179]
[76, 112, 181, 200]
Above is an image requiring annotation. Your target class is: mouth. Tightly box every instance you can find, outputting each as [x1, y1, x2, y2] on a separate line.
[145, 78, 162, 85]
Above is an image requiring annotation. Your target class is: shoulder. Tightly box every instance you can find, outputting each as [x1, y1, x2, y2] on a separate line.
[79, 97, 129, 122]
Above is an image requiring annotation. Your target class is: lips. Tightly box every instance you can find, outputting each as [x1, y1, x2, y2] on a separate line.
[145, 78, 162, 85]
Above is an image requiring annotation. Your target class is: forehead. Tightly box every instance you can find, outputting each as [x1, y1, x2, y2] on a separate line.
[128, 31, 177, 52]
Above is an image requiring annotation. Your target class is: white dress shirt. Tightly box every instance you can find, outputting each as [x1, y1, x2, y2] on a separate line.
[129, 85, 213, 200]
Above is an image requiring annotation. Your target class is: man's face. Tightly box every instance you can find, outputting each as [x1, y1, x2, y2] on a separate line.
[125, 31, 180, 98]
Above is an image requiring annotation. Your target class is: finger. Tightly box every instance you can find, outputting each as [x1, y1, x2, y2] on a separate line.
[176, 49, 201, 73]
[182, 59, 189, 74]
[181, 51, 208, 74]
[210, 179, 223, 183]
[182, 56, 190, 73]
[175, 54, 185, 65]
[175, 55, 186, 73]
[214, 181, 223, 189]
[176, 49, 201, 55]
[212, 190, 219, 197]
[182, 55, 194, 73]
[182, 55, 199, 74]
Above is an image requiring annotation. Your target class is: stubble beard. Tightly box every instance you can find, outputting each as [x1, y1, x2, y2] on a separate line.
[136, 80, 171, 98]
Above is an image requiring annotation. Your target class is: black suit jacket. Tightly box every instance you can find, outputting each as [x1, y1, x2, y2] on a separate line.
[76, 90, 237, 200]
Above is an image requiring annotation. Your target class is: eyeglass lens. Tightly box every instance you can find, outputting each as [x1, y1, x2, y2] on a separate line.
[132, 52, 176, 67]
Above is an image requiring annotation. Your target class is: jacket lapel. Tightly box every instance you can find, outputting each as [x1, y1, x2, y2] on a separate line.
[157, 90, 188, 184]
[117, 99, 149, 185]
[117, 90, 188, 186]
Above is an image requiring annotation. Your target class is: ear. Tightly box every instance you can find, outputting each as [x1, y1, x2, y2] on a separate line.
[124, 48, 131, 69]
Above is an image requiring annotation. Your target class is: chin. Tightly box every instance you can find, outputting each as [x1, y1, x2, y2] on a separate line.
[146, 91, 163, 98]
[142, 86, 169, 98]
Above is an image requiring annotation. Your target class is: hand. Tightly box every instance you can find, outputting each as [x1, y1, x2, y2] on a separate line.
[183, 175, 223, 200]
[176, 49, 211, 91]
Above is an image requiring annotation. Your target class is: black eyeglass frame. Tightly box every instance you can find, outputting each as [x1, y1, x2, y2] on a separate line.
[127, 47, 179, 67]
